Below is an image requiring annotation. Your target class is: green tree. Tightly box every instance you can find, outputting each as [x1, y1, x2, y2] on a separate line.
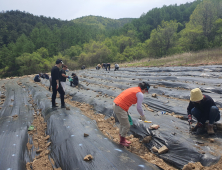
[145, 20, 179, 57]
[189, 0, 217, 41]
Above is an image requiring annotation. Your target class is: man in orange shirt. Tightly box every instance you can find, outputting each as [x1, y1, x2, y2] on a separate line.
[113, 82, 150, 147]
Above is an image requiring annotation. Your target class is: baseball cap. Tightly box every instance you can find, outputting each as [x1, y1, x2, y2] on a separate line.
[56, 59, 64, 64]
[143, 82, 150, 91]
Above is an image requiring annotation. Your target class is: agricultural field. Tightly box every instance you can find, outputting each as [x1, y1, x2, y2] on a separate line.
[1, 65, 222, 170]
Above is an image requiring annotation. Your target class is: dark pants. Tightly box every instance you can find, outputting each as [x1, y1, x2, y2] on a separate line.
[107, 64, 110, 71]
[34, 79, 41, 82]
[70, 81, 78, 87]
[52, 84, 65, 107]
[49, 78, 52, 89]
[191, 106, 220, 124]
[114, 67, 119, 71]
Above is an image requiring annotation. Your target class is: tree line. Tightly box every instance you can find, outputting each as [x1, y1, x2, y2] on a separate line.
[0, 0, 222, 77]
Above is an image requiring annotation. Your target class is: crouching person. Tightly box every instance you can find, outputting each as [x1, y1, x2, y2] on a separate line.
[34, 73, 41, 82]
[70, 73, 79, 87]
[187, 88, 220, 134]
[113, 82, 150, 146]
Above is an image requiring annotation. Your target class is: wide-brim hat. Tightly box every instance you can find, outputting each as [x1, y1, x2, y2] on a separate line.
[190, 88, 203, 102]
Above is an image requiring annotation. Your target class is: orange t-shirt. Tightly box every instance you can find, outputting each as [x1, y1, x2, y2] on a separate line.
[114, 87, 142, 111]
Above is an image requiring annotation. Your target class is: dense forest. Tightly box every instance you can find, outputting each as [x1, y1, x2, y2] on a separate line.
[0, 0, 222, 77]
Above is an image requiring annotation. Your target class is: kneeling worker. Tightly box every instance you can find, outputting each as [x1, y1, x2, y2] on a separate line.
[187, 88, 220, 134]
[70, 73, 79, 87]
[113, 82, 150, 146]
[34, 73, 41, 82]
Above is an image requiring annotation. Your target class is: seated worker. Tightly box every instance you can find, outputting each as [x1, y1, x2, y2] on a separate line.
[34, 73, 41, 82]
[187, 88, 220, 134]
[114, 63, 119, 71]
[70, 73, 79, 87]
[113, 82, 150, 147]
[81, 65, 85, 70]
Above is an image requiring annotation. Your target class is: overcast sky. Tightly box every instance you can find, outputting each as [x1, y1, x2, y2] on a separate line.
[0, 0, 195, 20]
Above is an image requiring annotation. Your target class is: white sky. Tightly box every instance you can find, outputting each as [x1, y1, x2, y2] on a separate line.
[0, 0, 195, 21]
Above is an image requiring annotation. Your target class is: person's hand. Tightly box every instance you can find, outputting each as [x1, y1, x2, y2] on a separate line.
[141, 115, 146, 121]
[188, 114, 192, 124]
[56, 84, 59, 89]
[67, 76, 70, 79]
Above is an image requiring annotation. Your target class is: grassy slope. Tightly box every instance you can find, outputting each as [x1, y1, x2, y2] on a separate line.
[119, 47, 222, 67]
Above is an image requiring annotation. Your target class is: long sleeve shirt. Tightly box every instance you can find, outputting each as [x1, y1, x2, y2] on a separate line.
[136, 92, 144, 116]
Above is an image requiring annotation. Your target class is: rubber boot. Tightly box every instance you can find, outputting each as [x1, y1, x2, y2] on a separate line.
[119, 134, 131, 144]
[120, 136, 130, 147]
[207, 124, 215, 134]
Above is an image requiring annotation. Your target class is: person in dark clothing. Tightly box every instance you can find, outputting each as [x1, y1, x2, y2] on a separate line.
[107, 63, 110, 71]
[81, 65, 85, 70]
[187, 88, 220, 134]
[34, 73, 41, 82]
[103, 63, 107, 71]
[70, 73, 79, 87]
[60, 65, 70, 93]
[51, 59, 65, 109]
[42, 73, 49, 79]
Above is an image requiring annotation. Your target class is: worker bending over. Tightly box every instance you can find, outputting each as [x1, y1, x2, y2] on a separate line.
[113, 82, 150, 146]
[114, 63, 119, 71]
[187, 88, 220, 134]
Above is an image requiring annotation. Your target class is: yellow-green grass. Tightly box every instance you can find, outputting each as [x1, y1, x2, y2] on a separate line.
[119, 47, 222, 68]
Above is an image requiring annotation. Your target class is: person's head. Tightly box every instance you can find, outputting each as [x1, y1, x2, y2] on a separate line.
[39, 73, 41, 76]
[56, 59, 63, 67]
[138, 82, 150, 94]
[62, 64, 68, 70]
[71, 73, 76, 77]
[190, 88, 203, 103]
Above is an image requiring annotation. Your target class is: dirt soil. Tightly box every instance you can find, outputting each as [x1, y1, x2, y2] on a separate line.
[182, 158, 222, 169]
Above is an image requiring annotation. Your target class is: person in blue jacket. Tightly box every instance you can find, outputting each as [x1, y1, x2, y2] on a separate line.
[34, 73, 41, 82]
[187, 88, 220, 134]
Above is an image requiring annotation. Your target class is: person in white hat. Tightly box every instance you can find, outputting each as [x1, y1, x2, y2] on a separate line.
[187, 88, 220, 134]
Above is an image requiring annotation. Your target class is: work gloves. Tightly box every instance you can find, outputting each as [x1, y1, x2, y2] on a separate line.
[188, 114, 192, 124]
[67, 76, 70, 79]
[141, 115, 146, 121]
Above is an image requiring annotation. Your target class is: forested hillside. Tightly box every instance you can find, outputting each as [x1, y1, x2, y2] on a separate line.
[72, 16, 134, 30]
[0, 0, 222, 78]
[0, 10, 76, 46]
